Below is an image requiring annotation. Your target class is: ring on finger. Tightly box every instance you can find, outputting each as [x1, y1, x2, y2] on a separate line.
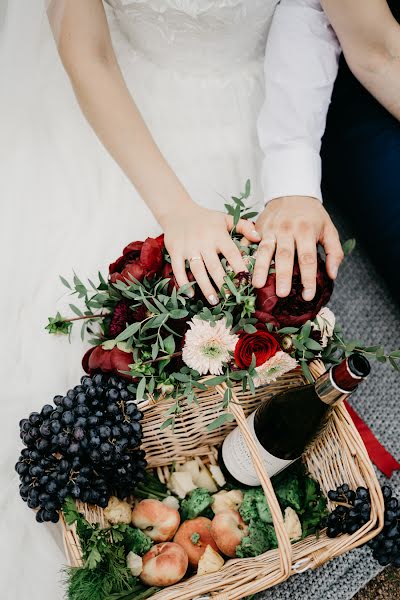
[189, 256, 202, 263]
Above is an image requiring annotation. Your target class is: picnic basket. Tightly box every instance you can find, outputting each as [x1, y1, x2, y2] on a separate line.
[61, 359, 384, 600]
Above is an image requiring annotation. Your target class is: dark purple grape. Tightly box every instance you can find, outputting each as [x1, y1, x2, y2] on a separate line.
[29, 413, 41, 426]
[61, 411, 74, 426]
[53, 395, 63, 406]
[41, 405, 54, 419]
[39, 422, 51, 438]
[73, 427, 85, 441]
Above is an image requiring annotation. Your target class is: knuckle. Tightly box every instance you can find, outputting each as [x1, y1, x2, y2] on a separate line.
[278, 220, 293, 234]
[299, 252, 317, 266]
[297, 220, 312, 235]
[276, 247, 292, 261]
[259, 239, 273, 251]
[302, 278, 316, 289]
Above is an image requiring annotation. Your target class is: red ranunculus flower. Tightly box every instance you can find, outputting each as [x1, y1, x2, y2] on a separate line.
[109, 234, 165, 284]
[255, 255, 333, 328]
[234, 324, 280, 368]
[82, 345, 135, 381]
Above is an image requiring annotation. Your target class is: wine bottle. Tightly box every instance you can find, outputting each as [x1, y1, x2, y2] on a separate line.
[219, 353, 371, 487]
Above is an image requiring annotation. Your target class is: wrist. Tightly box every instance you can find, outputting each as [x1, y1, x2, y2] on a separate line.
[156, 195, 198, 229]
[267, 195, 322, 207]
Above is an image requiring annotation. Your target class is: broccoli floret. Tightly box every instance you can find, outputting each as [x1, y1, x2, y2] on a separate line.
[180, 488, 213, 521]
[236, 521, 277, 558]
[239, 488, 272, 525]
[273, 474, 302, 511]
[118, 526, 153, 556]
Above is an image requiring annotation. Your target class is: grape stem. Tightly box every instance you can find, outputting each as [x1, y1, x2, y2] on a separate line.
[333, 501, 353, 509]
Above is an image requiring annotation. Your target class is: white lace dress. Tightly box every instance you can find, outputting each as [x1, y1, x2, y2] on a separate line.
[0, 2, 279, 598]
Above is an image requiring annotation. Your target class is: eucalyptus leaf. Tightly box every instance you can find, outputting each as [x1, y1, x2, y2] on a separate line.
[69, 303, 84, 317]
[206, 413, 235, 432]
[136, 377, 147, 401]
[278, 327, 299, 334]
[204, 375, 227, 386]
[342, 238, 356, 256]
[164, 335, 175, 355]
[115, 322, 141, 342]
[300, 360, 314, 383]
[243, 323, 257, 334]
[160, 417, 174, 430]
[304, 338, 323, 351]
[170, 309, 188, 319]
[60, 275, 71, 289]
[301, 321, 312, 340]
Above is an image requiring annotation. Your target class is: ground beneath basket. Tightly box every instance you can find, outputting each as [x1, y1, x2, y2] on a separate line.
[355, 567, 400, 599]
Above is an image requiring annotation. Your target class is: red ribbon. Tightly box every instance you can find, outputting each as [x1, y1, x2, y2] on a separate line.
[344, 401, 400, 478]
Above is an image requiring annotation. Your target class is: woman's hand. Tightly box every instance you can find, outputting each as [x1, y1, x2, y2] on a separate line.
[252, 196, 344, 300]
[160, 203, 261, 304]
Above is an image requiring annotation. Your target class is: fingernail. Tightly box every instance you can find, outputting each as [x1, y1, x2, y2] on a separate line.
[331, 265, 338, 279]
[187, 289, 195, 298]
[252, 229, 261, 239]
[276, 286, 288, 297]
[208, 294, 219, 305]
[303, 289, 314, 301]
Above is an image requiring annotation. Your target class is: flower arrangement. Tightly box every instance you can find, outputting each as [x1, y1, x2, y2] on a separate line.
[47, 183, 400, 430]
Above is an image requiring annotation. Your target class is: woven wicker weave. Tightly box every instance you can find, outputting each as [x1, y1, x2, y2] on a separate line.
[61, 360, 384, 599]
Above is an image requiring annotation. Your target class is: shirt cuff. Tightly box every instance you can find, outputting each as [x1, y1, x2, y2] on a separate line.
[262, 146, 323, 205]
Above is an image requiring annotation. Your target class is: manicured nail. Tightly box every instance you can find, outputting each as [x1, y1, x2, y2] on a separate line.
[303, 289, 314, 301]
[252, 229, 261, 239]
[331, 265, 338, 279]
[276, 286, 288, 296]
[208, 294, 218, 305]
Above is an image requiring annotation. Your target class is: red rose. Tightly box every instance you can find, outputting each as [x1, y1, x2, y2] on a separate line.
[255, 255, 333, 328]
[82, 345, 135, 381]
[109, 234, 165, 284]
[234, 324, 280, 368]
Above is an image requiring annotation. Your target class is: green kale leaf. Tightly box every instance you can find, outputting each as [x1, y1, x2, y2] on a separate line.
[236, 521, 277, 558]
[180, 488, 213, 521]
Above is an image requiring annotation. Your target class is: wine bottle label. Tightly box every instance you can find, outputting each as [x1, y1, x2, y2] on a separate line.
[222, 413, 294, 486]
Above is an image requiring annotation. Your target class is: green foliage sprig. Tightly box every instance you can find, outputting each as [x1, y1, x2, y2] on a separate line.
[62, 498, 160, 600]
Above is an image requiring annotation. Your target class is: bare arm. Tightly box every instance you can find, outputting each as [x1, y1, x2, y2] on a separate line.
[321, 0, 400, 119]
[47, 0, 258, 302]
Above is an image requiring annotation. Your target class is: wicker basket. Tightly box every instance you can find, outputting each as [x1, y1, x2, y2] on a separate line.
[61, 360, 384, 599]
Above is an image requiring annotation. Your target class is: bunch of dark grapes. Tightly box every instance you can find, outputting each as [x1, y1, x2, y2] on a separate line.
[326, 484, 371, 537]
[15, 374, 146, 524]
[368, 485, 400, 567]
[326, 483, 400, 568]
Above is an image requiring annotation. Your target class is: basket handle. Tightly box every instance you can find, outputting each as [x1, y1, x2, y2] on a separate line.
[215, 383, 293, 578]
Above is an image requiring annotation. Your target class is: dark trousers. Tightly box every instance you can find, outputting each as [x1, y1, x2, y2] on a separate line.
[321, 1, 400, 303]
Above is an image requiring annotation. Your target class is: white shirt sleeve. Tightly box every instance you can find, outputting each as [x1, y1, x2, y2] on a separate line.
[258, 0, 341, 204]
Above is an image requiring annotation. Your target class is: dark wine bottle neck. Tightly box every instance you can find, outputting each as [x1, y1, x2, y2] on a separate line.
[314, 369, 352, 406]
[315, 355, 370, 406]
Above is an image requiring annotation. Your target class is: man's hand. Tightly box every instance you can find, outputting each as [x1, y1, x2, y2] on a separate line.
[252, 196, 344, 300]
